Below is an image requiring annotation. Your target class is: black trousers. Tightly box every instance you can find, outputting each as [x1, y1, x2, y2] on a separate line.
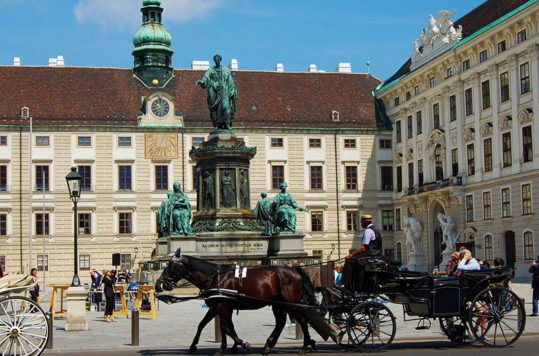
[105, 296, 114, 316]
[29, 290, 39, 302]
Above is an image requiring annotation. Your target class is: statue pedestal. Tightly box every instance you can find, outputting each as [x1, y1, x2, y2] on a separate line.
[64, 286, 88, 331]
[268, 233, 307, 257]
[407, 251, 426, 272]
[440, 250, 453, 271]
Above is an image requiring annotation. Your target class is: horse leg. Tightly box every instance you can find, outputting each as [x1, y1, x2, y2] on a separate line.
[225, 309, 250, 353]
[189, 306, 219, 353]
[289, 309, 315, 354]
[262, 306, 286, 355]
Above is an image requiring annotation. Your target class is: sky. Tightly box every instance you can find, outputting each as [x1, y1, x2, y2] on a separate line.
[1, 0, 486, 81]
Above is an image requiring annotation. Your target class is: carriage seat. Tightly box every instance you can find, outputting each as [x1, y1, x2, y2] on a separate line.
[0, 274, 33, 294]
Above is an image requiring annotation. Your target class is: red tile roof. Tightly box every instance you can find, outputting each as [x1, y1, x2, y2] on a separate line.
[0, 66, 382, 130]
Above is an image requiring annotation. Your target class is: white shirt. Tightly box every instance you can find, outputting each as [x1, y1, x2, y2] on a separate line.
[457, 257, 480, 271]
[362, 223, 376, 245]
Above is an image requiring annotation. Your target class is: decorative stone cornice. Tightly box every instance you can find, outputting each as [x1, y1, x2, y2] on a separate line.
[518, 108, 534, 125]
[417, 98, 427, 106]
[406, 148, 414, 162]
[442, 86, 450, 96]
[498, 115, 512, 132]
[463, 127, 475, 143]
[527, 44, 539, 60]
[480, 122, 493, 137]
[393, 152, 403, 165]
[470, 72, 480, 85]
[507, 54, 518, 70]
[488, 64, 498, 78]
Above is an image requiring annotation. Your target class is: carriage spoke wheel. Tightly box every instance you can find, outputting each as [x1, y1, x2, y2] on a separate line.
[439, 316, 471, 343]
[468, 287, 526, 347]
[347, 301, 395, 352]
[0, 297, 49, 356]
[328, 310, 350, 345]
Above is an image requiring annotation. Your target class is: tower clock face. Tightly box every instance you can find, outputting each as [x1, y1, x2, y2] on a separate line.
[151, 98, 170, 117]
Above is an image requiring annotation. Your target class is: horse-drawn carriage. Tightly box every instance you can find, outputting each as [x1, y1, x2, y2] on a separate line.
[0, 275, 50, 356]
[155, 250, 526, 354]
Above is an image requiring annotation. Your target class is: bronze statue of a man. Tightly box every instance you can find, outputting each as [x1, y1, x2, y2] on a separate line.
[196, 54, 237, 131]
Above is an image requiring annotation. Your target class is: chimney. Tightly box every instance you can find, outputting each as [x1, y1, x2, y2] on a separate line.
[228, 58, 238, 70]
[275, 63, 284, 72]
[48, 58, 57, 67]
[13, 57, 21, 66]
[336, 62, 352, 73]
[308, 64, 317, 72]
[56, 55, 65, 66]
[191, 60, 210, 70]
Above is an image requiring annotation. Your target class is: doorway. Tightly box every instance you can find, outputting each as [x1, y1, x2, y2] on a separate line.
[433, 227, 442, 266]
[504, 231, 516, 268]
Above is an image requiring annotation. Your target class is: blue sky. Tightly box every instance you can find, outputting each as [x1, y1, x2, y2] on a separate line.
[2, 0, 485, 81]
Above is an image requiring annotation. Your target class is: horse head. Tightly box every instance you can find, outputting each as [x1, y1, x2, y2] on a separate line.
[155, 248, 186, 293]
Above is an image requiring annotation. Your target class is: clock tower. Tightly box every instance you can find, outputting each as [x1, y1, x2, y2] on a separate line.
[132, 0, 174, 88]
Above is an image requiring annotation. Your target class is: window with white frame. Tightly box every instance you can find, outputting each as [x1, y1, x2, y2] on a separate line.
[501, 188, 511, 218]
[466, 195, 474, 222]
[483, 191, 491, 220]
[79, 255, 90, 270]
[524, 231, 534, 260]
[120, 254, 132, 270]
[523, 125, 533, 163]
[522, 183, 532, 215]
[346, 211, 359, 232]
[310, 211, 323, 232]
[484, 234, 493, 261]
[37, 254, 48, 272]
[382, 210, 394, 231]
[0, 214, 6, 236]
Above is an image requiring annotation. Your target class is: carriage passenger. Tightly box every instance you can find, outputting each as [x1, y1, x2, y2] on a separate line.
[447, 252, 461, 276]
[457, 249, 480, 271]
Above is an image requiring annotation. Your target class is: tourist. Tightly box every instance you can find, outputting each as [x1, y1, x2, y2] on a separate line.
[447, 252, 461, 276]
[102, 269, 117, 322]
[432, 265, 439, 276]
[529, 257, 539, 316]
[29, 268, 39, 303]
[457, 249, 480, 271]
[90, 269, 102, 309]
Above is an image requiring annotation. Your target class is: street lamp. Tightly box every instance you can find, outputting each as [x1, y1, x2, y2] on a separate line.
[19, 107, 29, 273]
[66, 166, 82, 287]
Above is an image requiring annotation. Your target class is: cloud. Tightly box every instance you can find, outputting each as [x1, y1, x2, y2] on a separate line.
[74, 0, 223, 29]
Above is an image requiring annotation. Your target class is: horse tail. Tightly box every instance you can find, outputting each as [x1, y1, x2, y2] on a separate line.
[295, 267, 318, 306]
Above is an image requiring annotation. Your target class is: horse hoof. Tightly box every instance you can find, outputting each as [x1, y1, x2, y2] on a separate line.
[244, 342, 251, 351]
[230, 346, 238, 354]
[262, 346, 272, 355]
[309, 339, 316, 350]
[298, 348, 308, 355]
[188, 346, 197, 354]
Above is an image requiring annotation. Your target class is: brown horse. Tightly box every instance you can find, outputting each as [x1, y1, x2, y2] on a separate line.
[155, 248, 317, 355]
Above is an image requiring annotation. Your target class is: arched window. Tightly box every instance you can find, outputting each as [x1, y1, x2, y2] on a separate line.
[484, 234, 493, 261]
[435, 144, 443, 180]
[396, 242, 402, 263]
[524, 231, 534, 260]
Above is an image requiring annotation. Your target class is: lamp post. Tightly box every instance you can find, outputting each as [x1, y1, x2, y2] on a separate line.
[19, 107, 29, 273]
[66, 166, 82, 287]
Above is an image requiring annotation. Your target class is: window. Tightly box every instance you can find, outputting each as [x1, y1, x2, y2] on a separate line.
[465, 88, 473, 116]
[312, 250, 323, 257]
[524, 232, 534, 260]
[78, 213, 91, 235]
[155, 165, 168, 190]
[396, 166, 402, 192]
[467, 144, 475, 176]
[119, 166, 132, 191]
[346, 211, 359, 231]
[522, 184, 532, 215]
[447, 67, 454, 78]
[414, 86, 420, 95]
[37, 255, 48, 272]
[78, 165, 91, 191]
[394, 97, 400, 107]
[407, 115, 413, 138]
[0, 214, 6, 236]
[79, 255, 90, 271]
[449, 95, 456, 122]
[408, 162, 413, 188]
[310, 166, 323, 190]
[466, 195, 474, 222]
[462, 59, 470, 71]
[396, 120, 401, 143]
[0, 136, 6, 145]
[36, 136, 49, 146]
[271, 138, 283, 147]
[396, 242, 402, 262]
[501, 188, 511, 218]
[405, 91, 411, 101]
[479, 50, 487, 63]
[35, 213, 49, 235]
[118, 137, 131, 146]
[484, 235, 493, 261]
[451, 149, 458, 177]
[433, 103, 440, 129]
[481, 80, 490, 109]
[78, 136, 91, 146]
[382, 210, 394, 231]
[498, 40, 506, 53]
[308, 138, 321, 148]
[379, 139, 391, 149]
[36, 165, 49, 191]
[395, 209, 401, 230]
[523, 125, 533, 163]
[418, 159, 423, 186]
[517, 29, 526, 43]
[381, 166, 392, 191]
[311, 211, 323, 232]
[345, 166, 357, 190]
[484, 138, 492, 172]
[192, 165, 198, 191]
[500, 72, 509, 102]
[0, 166, 6, 191]
[0, 255, 4, 272]
[483, 191, 491, 220]
[192, 137, 204, 147]
[502, 132, 512, 168]
[120, 254, 132, 270]
[344, 139, 356, 148]
[271, 165, 284, 189]
[520, 62, 530, 94]
[435, 145, 443, 181]
[119, 212, 132, 234]
[430, 77, 436, 87]
[416, 111, 422, 135]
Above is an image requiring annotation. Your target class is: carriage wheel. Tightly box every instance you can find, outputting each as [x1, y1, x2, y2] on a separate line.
[0, 296, 49, 356]
[328, 310, 350, 345]
[468, 287, 526, 347]
[347, 301, 395, 352]
[439, 316, 471, 343]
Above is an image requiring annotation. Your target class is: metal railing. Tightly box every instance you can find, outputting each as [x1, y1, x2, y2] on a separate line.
[405, 176, 462, 195]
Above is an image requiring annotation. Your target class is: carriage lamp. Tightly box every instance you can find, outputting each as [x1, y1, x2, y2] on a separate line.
[66, 166, 82, 287]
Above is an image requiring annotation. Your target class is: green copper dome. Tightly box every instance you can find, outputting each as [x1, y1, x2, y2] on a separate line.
[133, 24, 172, 48]
[143, 0, 161, 6]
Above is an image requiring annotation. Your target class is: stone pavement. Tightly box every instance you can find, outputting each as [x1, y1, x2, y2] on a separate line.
[37, 283, 538, 351]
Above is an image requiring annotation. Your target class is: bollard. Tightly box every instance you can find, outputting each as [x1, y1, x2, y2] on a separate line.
[214, 315, 222, 343]
[518, 298, 524, 330]
[295, 322, 303, 340]
[131, 309, 139, 346]
[45, 312, 53, 349]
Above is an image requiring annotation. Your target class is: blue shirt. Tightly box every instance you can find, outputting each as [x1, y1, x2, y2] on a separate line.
[458, 258, 480, 271]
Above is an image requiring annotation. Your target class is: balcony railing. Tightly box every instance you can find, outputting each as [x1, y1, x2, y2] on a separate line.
[406, 176, 462, 195]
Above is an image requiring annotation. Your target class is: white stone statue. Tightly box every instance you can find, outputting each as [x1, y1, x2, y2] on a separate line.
[437, 213, 459, 252]
[404, 217, 423, 253]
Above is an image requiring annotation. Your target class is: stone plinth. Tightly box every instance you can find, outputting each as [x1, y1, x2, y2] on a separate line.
[65, 286, 88, 331]
[407, 251, 426, 272]
[440, 250, 453, 271]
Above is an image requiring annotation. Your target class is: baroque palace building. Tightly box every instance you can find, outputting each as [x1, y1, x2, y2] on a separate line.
[0, 0, 393, 283]
[375, 0, 539, 279]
